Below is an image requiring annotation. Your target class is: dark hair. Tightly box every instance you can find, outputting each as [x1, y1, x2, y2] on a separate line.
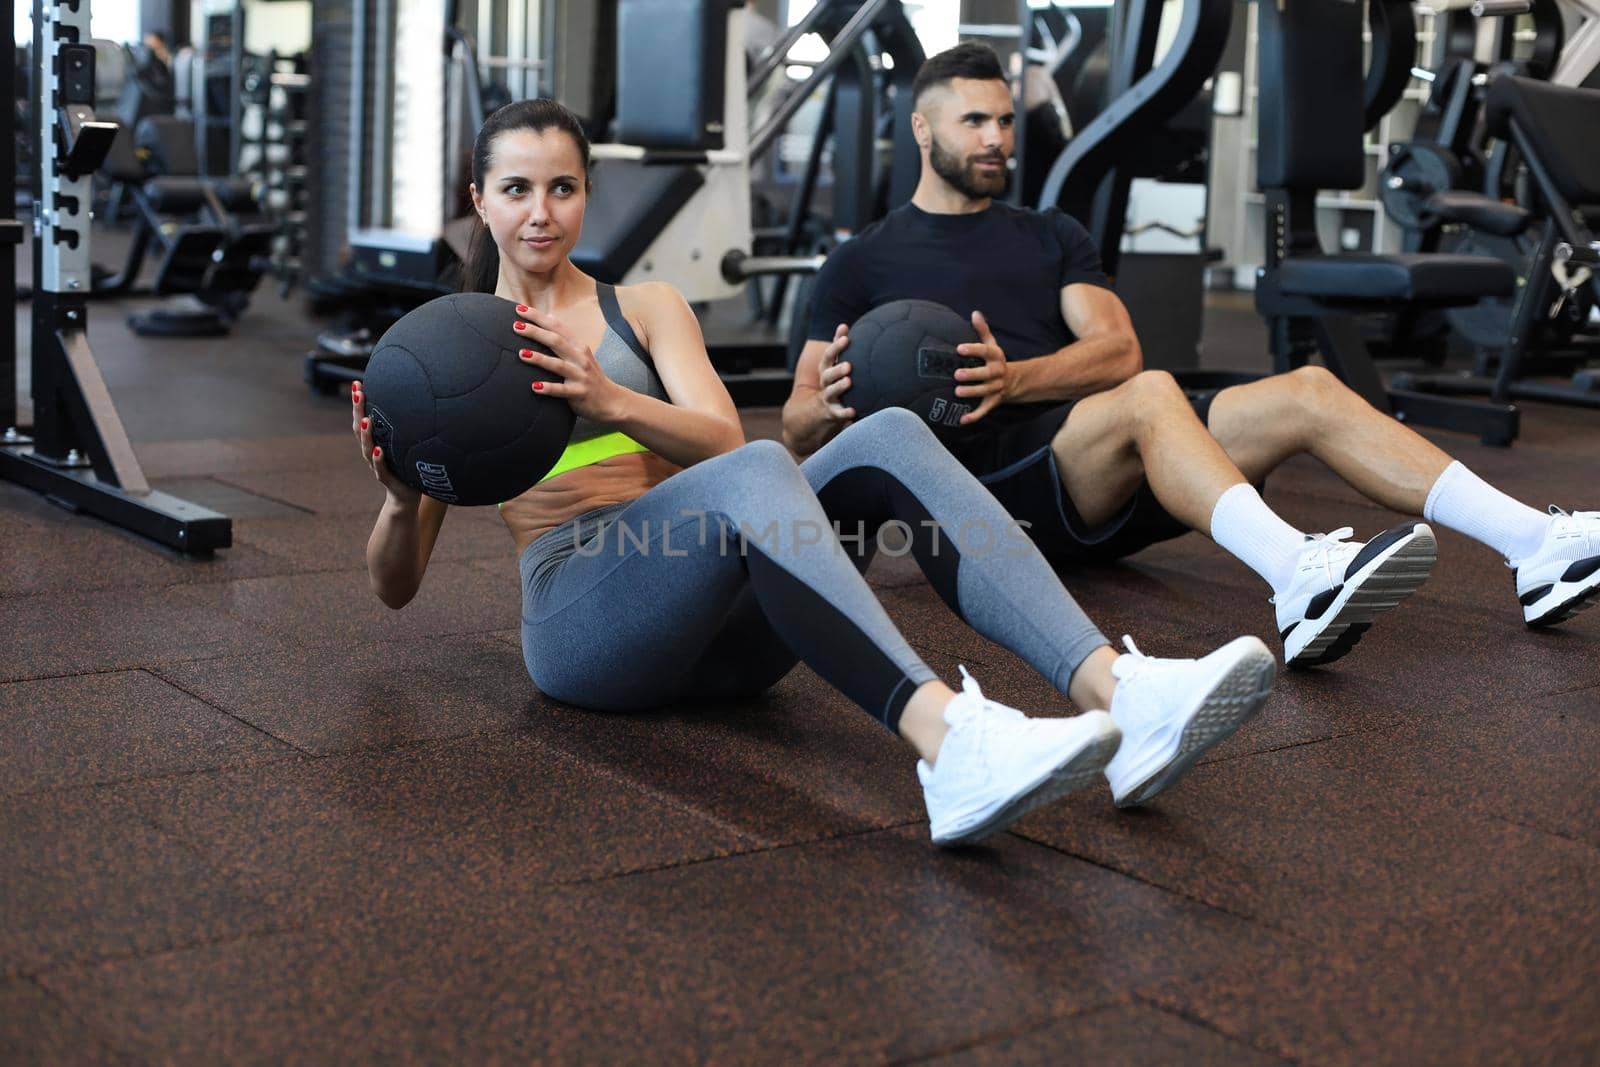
[461, 98, 594, 294]
[911, 43, 1007, 110]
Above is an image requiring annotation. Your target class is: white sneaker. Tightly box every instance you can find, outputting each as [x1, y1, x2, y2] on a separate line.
[919, 667, 1122, 847]
[1103, 635, 1276, 808]
[1512, 507, 1600, 627]
[1275, 523, 1436, 668]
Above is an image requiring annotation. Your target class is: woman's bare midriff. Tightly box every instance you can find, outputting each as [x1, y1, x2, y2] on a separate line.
[499, 450, 684, 554]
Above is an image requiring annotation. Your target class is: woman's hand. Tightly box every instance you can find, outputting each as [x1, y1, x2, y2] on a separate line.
[351, 380, 423, 508]
[510, 303, 625, 424]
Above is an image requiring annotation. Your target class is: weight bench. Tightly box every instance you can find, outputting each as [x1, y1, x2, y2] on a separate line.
[1254, 0, 1521, 446]
[1392, 75, 1600, 410]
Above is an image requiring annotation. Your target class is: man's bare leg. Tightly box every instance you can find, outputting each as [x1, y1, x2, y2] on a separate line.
[1204, 365, 1599, 627]
[1049, 369, 1437, 666]
[1051, 369, 1248, 533]
[1205, 365, 1451, 509]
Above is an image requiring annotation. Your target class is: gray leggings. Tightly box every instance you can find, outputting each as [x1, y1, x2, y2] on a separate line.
[519, 408, 1109, 730]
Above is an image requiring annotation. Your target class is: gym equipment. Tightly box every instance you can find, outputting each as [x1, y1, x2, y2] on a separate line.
[302, 0, 518, 396]
[579, 0, 914, 302]
[1392, 76, 1600, 410]
[1373, 4, 1600, 406]
[1376, 0, 1562, 248]
[1, 0, 230, 555]
[310, 0, 899, 406]
[95, 114, 274, 336]
[1371, 2, 1556, 364]
[753, 0, 925, 366]
[1030, 0, 1231, 377]
[841, 300, 981, 440]
[1035, 0, 1231, 282]
[1253, 0, 1521, 446]
[362, 294, 575, 507]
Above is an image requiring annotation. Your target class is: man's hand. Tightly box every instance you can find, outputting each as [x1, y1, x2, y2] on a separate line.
[952, 310, 1012, 425]
[814, 322, 857, 425]
[783, 325, 863, 456]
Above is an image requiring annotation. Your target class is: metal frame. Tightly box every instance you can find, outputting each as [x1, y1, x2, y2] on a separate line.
[1035, 0, 1233, 278]
[1252, 0, 1520, 446]
[1, 0, 231, 555]
[1393, 111, 1600, 410]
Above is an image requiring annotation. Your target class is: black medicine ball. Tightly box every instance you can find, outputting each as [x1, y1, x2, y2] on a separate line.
[361, 293, 576, 506]
[843, 299, 983, 437]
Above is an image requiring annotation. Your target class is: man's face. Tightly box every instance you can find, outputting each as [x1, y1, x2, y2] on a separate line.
[918, 77, 1014, 200]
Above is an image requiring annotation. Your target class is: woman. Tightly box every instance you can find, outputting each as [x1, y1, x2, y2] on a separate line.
[353, 99, 1275, 846]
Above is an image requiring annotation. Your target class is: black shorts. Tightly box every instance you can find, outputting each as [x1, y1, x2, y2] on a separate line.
[945, 390, 1239, 564]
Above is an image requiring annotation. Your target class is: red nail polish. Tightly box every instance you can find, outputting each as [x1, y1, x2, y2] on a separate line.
[516, 304, 528, 313]
[360, 417, 368, 429]
[519, 348, 532, 358]
[514, 322, 526, 331]
[533, 381, 544, 391]
[372, 446, 382, 459]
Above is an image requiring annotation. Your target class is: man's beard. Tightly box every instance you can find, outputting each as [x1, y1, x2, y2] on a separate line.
[929, 133, 1008, 200]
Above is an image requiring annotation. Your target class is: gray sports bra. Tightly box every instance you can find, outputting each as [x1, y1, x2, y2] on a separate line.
[537, 283, 670, 482]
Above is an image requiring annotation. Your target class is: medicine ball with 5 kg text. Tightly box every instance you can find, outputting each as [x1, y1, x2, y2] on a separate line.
[361, 292, 575, 506]
[843, 299, 982, 438]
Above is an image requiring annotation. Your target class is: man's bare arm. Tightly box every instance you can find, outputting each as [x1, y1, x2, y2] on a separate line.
[1006, 283, 1142, 402]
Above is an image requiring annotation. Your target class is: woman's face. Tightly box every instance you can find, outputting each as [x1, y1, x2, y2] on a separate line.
[471, 127, 588, 276]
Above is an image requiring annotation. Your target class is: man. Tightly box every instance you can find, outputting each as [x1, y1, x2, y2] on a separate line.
[783, 43, 1599, 667]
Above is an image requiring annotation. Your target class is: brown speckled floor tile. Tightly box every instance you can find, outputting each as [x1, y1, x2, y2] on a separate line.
[0, 582, 298, 682]
[0, 979, 134, 1065]
[153, 635, 539, 755]
[1144, 874, 1600, 1066]
[1012, 730, 1600, 946]
[235, 508, 514, 572]
[211, 561, 524, 651]
[927, 1001, 1292, 1066]
[134, 434, 350, 479]
[113, 731, 759, 925]
[2, 523, 195, 598]
[0, 788, 284, 977]
[1, 669, 295, 794]
[36, 827, 1285, 1065]
[1, 481, 298, 596]
[1269, 684, 1600, 851]
[518, 662, 926, 845]
[151, 476, 313, 520]
[0, 480, 75, 533]
[208, 464, 400, 517]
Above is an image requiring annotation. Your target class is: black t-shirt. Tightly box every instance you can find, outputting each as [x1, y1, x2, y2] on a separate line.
[806, 201, 1111, 425]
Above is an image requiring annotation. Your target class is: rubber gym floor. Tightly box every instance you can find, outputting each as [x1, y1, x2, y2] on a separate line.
[5, 235, 1599, 1064]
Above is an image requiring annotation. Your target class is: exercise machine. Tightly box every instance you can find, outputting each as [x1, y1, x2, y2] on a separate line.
[1, 0, 230, 555]
[1030, 0, 1232, 375]
[1253, 0, 1520, 446]
[1392, 76, 1600, 409]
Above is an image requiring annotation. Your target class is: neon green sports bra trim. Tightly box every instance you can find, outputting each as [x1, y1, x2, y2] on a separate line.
[497, 430, 651, 507]
[541, 430, 650, 482]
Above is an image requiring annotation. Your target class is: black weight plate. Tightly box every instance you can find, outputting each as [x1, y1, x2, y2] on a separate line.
[1381, 143, 1461, 230]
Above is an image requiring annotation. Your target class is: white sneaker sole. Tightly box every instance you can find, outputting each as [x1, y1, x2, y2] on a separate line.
[1107, 636, 1277, 808]
[930, 715, 1122, 847]
[1284, 526, 1437, 668]
[1522, 556, 1600, 627]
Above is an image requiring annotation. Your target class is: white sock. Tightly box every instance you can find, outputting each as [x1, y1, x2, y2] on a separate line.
[1423, 461, 1549, 561]
[1208, 483, 1307, 592]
